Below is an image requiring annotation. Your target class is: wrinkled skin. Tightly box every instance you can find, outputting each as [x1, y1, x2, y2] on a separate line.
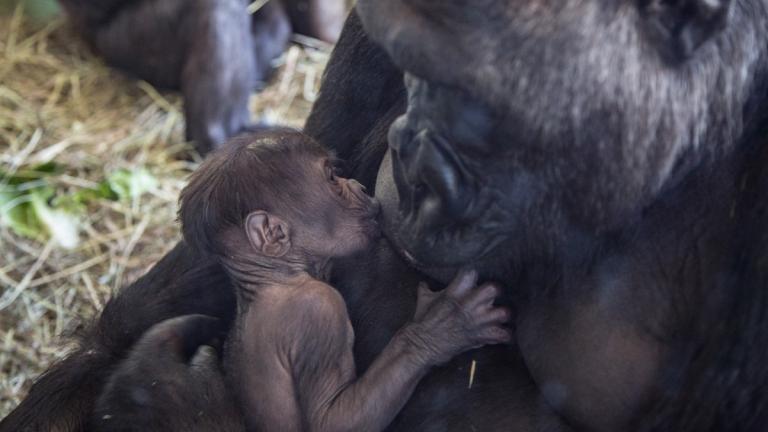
[4, 1, 768, 431]
[224, 269, 509, 432]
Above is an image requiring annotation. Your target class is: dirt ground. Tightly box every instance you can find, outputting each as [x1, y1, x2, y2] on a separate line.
[0, 9, 329, 417]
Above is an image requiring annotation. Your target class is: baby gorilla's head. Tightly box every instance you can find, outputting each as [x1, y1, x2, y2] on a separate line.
[179, 129, 380, 265]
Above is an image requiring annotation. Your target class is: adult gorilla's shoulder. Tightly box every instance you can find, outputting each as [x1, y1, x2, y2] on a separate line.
[304, 11, 405, 189]
[640, 126, 768, 431]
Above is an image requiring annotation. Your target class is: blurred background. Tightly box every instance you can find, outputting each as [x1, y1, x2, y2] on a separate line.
[0, 0, 345, 415]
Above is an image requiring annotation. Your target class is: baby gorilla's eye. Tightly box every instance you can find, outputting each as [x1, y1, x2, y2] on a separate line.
[325, 164, 346, 198]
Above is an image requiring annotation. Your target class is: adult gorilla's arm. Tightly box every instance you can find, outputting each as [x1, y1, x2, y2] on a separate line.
[304, 10, 406, 188]
[0, 243, 234, 432]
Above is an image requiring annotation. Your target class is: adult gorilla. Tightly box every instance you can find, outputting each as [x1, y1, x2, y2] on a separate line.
[4, 1, 768, 431]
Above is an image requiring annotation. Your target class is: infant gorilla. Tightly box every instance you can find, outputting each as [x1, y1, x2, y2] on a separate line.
[176, 130, 511, 431]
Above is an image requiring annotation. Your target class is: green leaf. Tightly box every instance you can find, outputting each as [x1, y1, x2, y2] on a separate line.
[97, 180, 120, 200]
[0, 185, 51, 240]
[29, 188, 80, 249]
[106, 168, 157, 201]
[55, 180, 118, 209]
[0, 164, 154, 248]
[0, 184, 81, 248]
[0, 189, 43, 239]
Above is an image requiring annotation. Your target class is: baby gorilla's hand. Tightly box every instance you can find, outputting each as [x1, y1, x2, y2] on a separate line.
[403, 269, 511, 366]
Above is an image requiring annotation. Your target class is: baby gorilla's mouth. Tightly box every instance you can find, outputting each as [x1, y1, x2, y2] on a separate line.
[359, 198, 383, 239]
[363, 218, 382, 239]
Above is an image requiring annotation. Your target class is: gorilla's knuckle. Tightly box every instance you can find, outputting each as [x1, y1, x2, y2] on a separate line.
[480, 283, 501, 300]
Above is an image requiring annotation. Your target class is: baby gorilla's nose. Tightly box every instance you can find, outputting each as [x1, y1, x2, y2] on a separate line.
[347, 179, 379, 212]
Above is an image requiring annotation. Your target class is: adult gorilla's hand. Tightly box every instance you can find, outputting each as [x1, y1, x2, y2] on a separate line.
[93, 315, 244, 432]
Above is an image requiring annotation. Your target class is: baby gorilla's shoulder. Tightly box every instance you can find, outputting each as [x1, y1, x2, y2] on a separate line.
[288, 280, 348, 324]
[276, 281, 353, 359]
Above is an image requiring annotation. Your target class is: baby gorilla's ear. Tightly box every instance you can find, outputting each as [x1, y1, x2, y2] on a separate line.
[245, 210, 291, 257]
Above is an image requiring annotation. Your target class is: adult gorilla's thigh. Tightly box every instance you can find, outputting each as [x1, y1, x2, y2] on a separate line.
[93, 0, 186, 88]
[95, 0, 257, 153]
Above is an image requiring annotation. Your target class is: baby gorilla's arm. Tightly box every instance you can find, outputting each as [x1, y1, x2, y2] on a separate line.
[286, 270, 509, 432]
[290, 285, 423, 432]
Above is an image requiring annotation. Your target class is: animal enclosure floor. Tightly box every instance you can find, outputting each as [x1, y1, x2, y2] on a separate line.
[0, 10, 330, 416]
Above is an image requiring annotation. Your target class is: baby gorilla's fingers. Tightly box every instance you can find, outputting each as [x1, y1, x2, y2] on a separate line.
[464, 282, 502, 310]
[133, 314, 224, 365]
[476, 306, 511, 326]
[416, 282, 436, 305]
[445, 268, 478, 298]
[417, 281, 431, 297]
[478, 325, 513, 345]
[414, 282, 441, 321]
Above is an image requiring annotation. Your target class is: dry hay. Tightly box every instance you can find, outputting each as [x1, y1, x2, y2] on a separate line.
[0, 8, 330, 417]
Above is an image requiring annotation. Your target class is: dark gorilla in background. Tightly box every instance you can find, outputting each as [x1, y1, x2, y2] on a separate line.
[58, 0, 346, 154]
[4, 1, 768, 431]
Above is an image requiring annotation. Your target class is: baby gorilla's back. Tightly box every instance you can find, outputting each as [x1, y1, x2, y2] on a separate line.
[226, 280, 355, 431]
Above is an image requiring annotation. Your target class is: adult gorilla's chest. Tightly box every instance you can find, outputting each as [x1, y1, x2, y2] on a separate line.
[512, 180, 740, 431]
[331, 233, 561, 432]
[330, 146, 736, 432]
[328, 150, 550, 430]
